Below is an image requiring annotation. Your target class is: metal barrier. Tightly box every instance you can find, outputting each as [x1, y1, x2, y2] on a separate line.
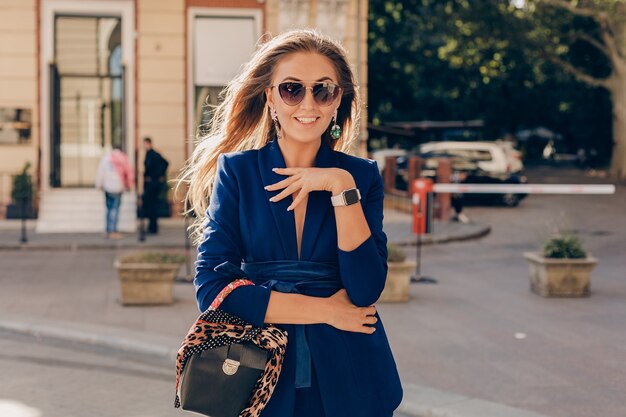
[410, 180, 617, 285]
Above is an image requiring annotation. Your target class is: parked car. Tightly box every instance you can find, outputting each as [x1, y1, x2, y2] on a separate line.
[395, 154, 528, 207]
[419, 141, 524, 174]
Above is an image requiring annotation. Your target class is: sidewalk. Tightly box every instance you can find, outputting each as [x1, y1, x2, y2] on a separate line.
[0, 209, 489, 249]
[0, 211, 551, 417]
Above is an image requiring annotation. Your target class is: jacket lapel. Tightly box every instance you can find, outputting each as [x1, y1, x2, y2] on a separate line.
[300, 140, 337, 260]
[258, 139, 339, 260]
[259, 140, 297, 259]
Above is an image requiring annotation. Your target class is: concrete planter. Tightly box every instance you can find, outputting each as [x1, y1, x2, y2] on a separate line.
[114, 260, 180, 305]
[523, 252, 598, 297]
[379, 261, 416, 303]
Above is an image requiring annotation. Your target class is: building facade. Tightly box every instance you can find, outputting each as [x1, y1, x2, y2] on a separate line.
[0, 0, 368, 232]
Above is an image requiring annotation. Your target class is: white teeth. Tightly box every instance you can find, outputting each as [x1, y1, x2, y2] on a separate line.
[296, 117, 317, 124]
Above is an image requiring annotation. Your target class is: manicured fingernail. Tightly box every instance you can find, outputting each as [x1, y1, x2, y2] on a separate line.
[287, 206, 293, 211]
[264, 185, 269, 190]
[272, 168, 278, 171]
[269, 197, 275, 202]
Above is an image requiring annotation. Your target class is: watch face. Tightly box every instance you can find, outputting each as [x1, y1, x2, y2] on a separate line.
[344, 189, 360, 205]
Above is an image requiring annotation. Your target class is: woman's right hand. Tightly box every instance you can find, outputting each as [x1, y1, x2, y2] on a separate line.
[325, 289, 378, 334]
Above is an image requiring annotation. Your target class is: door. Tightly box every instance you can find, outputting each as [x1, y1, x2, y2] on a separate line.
[50, 15, 125, 187]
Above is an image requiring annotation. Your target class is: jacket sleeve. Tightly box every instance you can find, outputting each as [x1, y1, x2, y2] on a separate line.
[194, 154, 272, 327]
[337, 160, 388, 307]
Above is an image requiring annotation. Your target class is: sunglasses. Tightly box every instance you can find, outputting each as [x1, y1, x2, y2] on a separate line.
[272, 81, 343, 107]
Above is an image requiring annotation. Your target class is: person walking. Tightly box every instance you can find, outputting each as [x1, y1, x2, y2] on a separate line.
[142, 137, 169, 234]
[179, 29, 402, 417]
[95, 145, 133, 239]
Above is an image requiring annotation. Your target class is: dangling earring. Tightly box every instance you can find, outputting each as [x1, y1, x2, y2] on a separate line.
[270, 107, 280, 139]
[330, 110, 342, 140]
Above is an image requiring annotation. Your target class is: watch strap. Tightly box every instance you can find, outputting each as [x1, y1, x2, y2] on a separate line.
[330, 187, 361, 207]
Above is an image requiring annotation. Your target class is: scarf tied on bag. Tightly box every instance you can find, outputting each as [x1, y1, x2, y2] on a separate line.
[175, 272, 288, 417]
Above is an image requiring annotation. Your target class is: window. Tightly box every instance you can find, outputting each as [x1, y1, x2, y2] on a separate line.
[192, 14, 259, 137]
[0, 108, 32, 145]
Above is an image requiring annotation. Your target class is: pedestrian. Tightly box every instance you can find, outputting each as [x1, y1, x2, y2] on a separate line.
[450, 170, 470, 223]
[179, 29, 403, 417]
[95, 145, 133, 239]
[142, 137, 169, 234]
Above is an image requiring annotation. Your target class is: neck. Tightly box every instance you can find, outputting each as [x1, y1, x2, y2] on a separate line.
[277, 136, 320, 168]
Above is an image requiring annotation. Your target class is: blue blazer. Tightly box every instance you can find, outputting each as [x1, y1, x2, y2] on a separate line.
[194, 139, 403, 417]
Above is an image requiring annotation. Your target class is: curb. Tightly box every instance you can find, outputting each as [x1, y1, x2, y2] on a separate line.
[397, 384, 553, 417]
[392, 224, 491, 246]
[0, 314, 180, 362]
[0, 225, 490, 250]
[0, 242, 188, 251]
[0, 314, 552, 417]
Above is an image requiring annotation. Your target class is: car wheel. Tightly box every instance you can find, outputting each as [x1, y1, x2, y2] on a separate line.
[501, 193, 520, 207]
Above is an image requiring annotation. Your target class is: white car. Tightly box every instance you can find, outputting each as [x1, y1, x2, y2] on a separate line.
[419, 141, 523, 174]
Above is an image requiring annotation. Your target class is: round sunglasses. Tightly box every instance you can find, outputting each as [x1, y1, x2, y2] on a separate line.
[271, 81, 342, 107]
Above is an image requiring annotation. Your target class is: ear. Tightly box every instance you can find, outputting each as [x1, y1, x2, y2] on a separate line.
[265, 88, 275, 109]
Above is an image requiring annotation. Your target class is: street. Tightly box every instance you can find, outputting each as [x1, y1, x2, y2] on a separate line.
[0, 330, 412, 417]
[0, 329, 176, 417]
[0, 167, 623, 417]
[384, 167, 626, 417]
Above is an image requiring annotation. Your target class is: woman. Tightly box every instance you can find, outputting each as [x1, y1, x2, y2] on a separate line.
[180, 29, 403, 417]
[95, 145, 133, 239]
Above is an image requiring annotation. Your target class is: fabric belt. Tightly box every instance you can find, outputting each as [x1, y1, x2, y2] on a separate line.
[214, 260, 342, 389]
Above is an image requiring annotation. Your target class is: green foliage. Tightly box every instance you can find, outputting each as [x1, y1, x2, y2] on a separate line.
[11, 162, 33, 204]
[543, 235, 587, 259]
[387, 243, 406, 262]
[368, 0, 613, 161]
[117, 251, 187, 264]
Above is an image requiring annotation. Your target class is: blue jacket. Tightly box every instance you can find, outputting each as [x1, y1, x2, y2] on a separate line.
[194, 139, 403, 417]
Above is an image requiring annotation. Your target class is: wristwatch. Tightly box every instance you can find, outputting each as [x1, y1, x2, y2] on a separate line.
[330, 187, 361, 207]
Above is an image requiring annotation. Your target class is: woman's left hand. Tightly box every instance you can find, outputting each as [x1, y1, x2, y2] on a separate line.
[266, 167, 355, 211]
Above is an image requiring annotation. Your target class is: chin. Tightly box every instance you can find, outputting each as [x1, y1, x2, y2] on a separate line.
[283, 130, 325, 145]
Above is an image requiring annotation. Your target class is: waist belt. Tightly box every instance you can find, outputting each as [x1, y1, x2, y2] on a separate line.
[214, 260, 342, 389]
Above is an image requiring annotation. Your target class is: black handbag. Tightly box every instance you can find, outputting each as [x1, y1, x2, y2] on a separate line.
[179, 340, 269, 417]
[175, 278, 288, 417]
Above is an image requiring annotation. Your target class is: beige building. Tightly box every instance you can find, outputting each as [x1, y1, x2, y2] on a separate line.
[0, 0, 368, 232]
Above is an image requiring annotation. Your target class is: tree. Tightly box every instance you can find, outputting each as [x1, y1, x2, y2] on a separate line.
[529, 0, 626, 179]
[368, 0, 613, 165]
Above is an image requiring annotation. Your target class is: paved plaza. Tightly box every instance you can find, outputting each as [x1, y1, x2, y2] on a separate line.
[0, 167, 623, 417]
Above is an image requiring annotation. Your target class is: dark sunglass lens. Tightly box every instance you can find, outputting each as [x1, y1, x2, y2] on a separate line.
[278, 82, 305, 105]
[313, 83, 338, 106]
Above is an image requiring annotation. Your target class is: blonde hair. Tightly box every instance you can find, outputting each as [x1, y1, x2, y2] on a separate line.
[178, 29, 361, 244]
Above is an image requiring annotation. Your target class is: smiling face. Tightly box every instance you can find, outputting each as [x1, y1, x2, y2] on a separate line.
[266, 52, 342, 146]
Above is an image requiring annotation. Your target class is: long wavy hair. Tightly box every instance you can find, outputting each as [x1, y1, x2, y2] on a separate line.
[178, 29, 361, 244]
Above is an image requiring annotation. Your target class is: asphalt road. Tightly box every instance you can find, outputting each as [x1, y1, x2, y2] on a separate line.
[382, 167, 626, 417]
[0, 330, 412, 417]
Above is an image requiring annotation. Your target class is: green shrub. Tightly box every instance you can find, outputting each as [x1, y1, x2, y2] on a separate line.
[118, 251, 187, 264]
[387, 243, 406, 263]
[543, 235, 587, 259]
[11, 162, 33, 204]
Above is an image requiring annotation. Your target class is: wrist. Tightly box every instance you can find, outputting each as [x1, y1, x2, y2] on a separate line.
[330, 170, 356, 195]
[317, 296, 335, 325]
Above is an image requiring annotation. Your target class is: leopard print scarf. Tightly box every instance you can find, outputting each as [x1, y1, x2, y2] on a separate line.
[175, 279, 288, 417]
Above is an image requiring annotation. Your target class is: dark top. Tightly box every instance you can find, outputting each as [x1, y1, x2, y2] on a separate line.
[144, 149, 168, 181]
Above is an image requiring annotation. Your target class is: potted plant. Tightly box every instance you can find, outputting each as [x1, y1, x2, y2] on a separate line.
[523, 234, 597, 297]
[7, 162, 36, 219]
[379, 243, 415, 303]
[114, 251, 186, 305]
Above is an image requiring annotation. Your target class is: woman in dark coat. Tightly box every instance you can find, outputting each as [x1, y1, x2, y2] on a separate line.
[181, 29, 403, 417]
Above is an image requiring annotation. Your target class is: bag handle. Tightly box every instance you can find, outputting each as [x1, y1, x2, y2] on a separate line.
[209, 261, 255, 311]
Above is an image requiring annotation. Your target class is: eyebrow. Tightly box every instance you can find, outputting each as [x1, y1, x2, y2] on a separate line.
[280, 76, 334, 82]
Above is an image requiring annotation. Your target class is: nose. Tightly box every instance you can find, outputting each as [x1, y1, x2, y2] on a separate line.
[299, 87, 317, 109]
